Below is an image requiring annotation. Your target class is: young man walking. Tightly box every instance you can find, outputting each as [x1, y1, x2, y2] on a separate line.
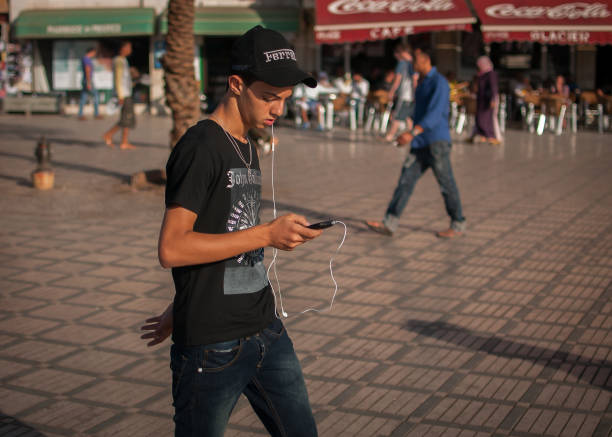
[103, 41, 136, 149]
[144, 26, 321, 436]
[367, 46, 466, 238]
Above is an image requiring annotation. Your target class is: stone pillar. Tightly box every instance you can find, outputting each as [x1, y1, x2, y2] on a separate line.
[575, 45, 596, 90]
[293, 7, 318, 74]
[569, 45, 576, 79]
[541, 44, 548, 81]
[343, 42, 350, 74]
[434, 31, 460, 77]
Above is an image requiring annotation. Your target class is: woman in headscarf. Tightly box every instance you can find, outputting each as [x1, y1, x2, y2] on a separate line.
[471, 56, 502, 145]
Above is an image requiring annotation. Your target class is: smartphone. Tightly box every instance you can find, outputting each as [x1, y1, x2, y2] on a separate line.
[307, 219, 336, 230]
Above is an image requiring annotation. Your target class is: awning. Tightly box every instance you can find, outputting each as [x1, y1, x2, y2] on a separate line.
[160, 7, 299, 35]
[473, 1, 612, 45]
[15, 8, 155, 39]
[314, 0, 476, 44]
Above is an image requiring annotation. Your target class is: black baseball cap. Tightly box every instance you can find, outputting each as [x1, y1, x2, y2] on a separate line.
[231, 25, 317, 88]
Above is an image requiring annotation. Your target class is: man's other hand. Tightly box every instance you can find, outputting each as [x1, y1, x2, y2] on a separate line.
[140, 303, 173, 346]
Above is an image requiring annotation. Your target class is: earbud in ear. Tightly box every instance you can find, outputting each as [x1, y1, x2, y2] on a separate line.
[282, 311, 288, 317]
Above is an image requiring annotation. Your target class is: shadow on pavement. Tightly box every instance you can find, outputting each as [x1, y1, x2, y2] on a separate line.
[0, 150, 130, 183]
[0, 121, 167, 150]
[0, 413, 46, 436]
[404, 319, 612, 392]
[0, 173, 32, 186]
[49, 137, 168, 150]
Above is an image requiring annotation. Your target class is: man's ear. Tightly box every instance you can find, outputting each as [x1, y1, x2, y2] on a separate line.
[228, 75, 244, 95]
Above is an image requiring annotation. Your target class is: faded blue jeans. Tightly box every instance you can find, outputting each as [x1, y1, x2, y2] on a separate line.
[171, 318, 317, 437]
[78, 88, 99, 117]
[383, 141, 465, 232]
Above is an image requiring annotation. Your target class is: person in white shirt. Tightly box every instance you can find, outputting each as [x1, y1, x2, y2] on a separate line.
[294, 72, 337, 129]
[332, 69, 353, 95]
[351, 72, 370, 100]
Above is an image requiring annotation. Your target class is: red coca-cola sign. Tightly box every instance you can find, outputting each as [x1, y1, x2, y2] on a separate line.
[475, 1, 612, 45]
[315, 0, 475, 43]
[475, 0, 612, 24]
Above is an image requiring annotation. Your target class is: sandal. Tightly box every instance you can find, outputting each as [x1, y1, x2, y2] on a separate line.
[365, 220, 393, 236]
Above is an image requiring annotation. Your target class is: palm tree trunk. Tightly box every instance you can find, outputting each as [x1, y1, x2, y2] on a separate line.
[163, 0, 200, 147]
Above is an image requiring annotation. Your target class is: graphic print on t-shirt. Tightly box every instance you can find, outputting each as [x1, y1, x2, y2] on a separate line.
[224, 168, 268, 294]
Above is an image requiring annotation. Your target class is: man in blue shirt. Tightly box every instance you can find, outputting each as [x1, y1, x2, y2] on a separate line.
[78, 47, 101, 120]
[367, 45, 466, 238]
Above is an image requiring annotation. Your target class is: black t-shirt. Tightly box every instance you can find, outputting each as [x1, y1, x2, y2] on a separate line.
[165, 119, 274, 346]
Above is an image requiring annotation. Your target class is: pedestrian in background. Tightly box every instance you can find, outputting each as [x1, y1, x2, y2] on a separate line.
[384, 43, 418, 143]
[471, 56, 501, 145]
[103, 41, 136, 149]
[78, 47, 102, 120]
[366, 45, 466, 239]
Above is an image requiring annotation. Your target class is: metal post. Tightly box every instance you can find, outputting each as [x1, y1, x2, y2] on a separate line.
[318, 104, 325, 129]
[571, 103, 578, 133]
[499, 94, 507, 133]
[380, 103, 392, 133]
[556, 105, 566, 135]
[537, 113, 546, 135]
[349, 99, 357, 131]
[357, 100, 365, 127]
[450, 101, 458, 131]
[456, 108, 466, 134]
[326, 100, 334, 130]
[597, 103, 604, 134]
[365, 107, 375, 132]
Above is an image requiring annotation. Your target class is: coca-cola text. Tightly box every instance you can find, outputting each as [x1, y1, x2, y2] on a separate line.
[485, 2, 611, 20]
[327, 0, 455, 15]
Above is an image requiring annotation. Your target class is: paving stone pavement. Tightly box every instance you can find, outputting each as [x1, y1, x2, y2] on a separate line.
[0, 114, 611, 436]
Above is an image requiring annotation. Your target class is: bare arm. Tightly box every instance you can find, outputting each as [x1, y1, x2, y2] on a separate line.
[158, 206, 322, 268]
[85, 64, 93, 90]
[389, 72, 402, 98]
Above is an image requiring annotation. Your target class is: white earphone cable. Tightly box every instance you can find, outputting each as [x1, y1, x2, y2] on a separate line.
[266, 123, 346, 319]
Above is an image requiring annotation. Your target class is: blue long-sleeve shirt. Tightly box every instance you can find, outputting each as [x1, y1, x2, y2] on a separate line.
[411, 66, 451, 149]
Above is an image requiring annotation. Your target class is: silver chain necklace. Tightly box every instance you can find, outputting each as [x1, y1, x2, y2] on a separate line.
[211, 117, 252, 170]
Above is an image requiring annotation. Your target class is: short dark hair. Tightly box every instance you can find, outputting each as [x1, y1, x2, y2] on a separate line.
[231, 70, 257, 87]
[226, 70, 257, 91]
[85, 47, 96, 54]
[394, 42, 411, 54]
[414, 45, 436, 65]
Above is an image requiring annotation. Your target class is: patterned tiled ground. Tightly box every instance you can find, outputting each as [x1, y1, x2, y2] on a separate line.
[0, 114, 611, 436]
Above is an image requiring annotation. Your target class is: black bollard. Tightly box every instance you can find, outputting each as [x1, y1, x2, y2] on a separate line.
[32, 136, 55, 190]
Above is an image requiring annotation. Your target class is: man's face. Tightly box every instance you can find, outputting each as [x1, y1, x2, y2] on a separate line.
[413, 50, 430, 75]
[234, 77, 293, 129]
[121, 43, 132, 57]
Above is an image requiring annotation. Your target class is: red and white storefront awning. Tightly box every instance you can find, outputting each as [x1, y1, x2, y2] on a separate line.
[474, 1, 612, 45]
[314, 0, 476, 44]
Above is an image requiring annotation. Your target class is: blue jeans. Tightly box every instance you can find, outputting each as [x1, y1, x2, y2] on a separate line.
[78, 88, 99, 117]
[384, 141, 465, 232]
[171, 318, 317, 437]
